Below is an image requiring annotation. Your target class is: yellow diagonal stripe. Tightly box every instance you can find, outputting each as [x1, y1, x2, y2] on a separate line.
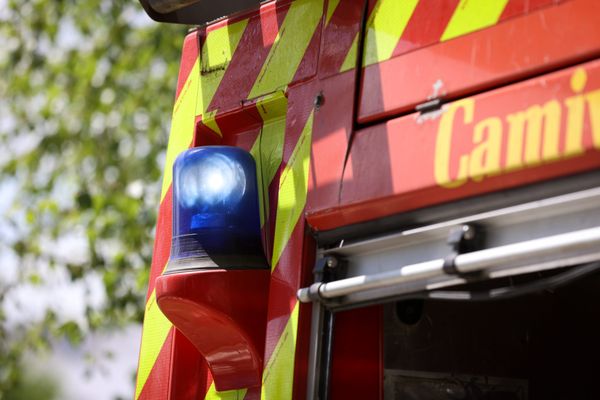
[257, 92, 288, 188]
[271, 111, 314, 269]
[197, 19, 248, 115]
[340, 32, 359, 73]
[160, 58, 200, 202]
[205, 383, 247, 399]
[250, 92, 289, 228]
[161, 19, 248, 202]
[135, 290, 173, 400]
[363, 0, 418, 67]
[441, 0, 509, 42]
[201, 110, 223, 137]
[248, 0, 324, 99]
[261, 302, 300, 400]
[325, 0, 341, 25]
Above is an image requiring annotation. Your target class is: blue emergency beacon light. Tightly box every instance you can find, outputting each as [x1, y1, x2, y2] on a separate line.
[166, 146, 268, 272]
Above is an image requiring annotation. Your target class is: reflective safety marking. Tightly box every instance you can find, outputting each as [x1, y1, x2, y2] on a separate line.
[160, 59, 200, 202]
[202, 111, 223, 136]
[271, 111, 314, 269]
[251, 92, 289, 228]
[249, 136, 265, 227]
[142, 19, 250, 400]
[135, 291, 173, 400]
[326, 0, 341, 25]
[362, 0, 514, 68]
[197, 19, 249, 115]
[340, 32, 359, 73]
[143, 3, 323, 399]
[261, 302, 300, 400]
[257, 92, 289, 189]
[248, 0, 324, 99]
[441, 0, 509, 42]
[363, 0, 418, 67]
[161, 19, 248, 202]
[205, 383, 247, 399]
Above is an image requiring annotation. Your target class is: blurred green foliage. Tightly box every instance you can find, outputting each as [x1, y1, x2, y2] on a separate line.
[0, 0, 187, 396]
[1, 371, 59, 400]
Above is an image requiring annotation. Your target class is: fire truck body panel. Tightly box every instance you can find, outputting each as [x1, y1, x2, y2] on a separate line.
[358, 0, 600, 121]
[134, 0, 600, 399]
[311, 57, 600, 231]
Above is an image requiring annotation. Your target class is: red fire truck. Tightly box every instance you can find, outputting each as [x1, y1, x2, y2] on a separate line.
[134, 1, 600, 399]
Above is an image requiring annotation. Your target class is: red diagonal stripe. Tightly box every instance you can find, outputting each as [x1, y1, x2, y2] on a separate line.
[175, 32, 200, 99]
[137, 328, 175, 400]
[500, 0, 559, 20]
[392, 0, 460, 57]
[262, 80, 318, 364]
[206, 2, 291, 113]
[169, 331, 211, 400]
[145, 186, 173, 299]
[263, 219, 306, 365]
[319, 0, 364, 76]
[289, 9, 322, 84]
[243, 386, 262, 400]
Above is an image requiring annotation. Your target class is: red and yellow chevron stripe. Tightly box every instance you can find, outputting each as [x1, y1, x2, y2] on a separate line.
[135, 0, 363, 399]
[362, 0, 557, 67]
[357, 0, 593, 122]
[134, 27, 199, 399]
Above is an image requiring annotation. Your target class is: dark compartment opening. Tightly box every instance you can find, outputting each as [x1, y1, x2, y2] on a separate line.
[384, 271, 600, 400]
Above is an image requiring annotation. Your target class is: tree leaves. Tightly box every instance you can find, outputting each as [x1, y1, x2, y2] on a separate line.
[0, 0, 187, 395]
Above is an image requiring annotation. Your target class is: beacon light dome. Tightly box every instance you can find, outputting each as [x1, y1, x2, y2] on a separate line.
[178, 152, 246, 211]
[167, 146, 268, 273]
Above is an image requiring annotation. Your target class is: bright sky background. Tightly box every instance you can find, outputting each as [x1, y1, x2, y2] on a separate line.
[32, 326, 142, 400]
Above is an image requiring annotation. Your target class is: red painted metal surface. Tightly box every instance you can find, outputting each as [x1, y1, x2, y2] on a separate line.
[318, 0, 363, 77]
[305, 71, 356, 217]
[290, 235, 317, 400]
[329, 306, 383, 400]
[156, 269, 271, 391]
[359, 0, 600, 122]
[168, 331, 211, 400]
[309, 58, 600, 231]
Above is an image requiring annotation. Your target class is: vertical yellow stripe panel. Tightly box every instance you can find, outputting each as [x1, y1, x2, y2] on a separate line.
[197, 19, 249, 115]
[261, 302, 300, 400]
[270, 111, 314, 269]
[363, 0, 419, 67]
[258, 93, 289, 230]
[160, 59, 200, 201]
[248, 0, 324, 99]
[257, 92, 288, 186]
[250, 92, 289, 228]
[249, 134, 266, 227]
[205, 383, 247, 399]
[441, 0, 509, 42]
[135, 291, 173, 400]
